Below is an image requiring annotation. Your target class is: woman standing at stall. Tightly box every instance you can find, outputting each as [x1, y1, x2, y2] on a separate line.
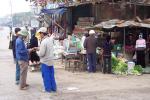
[135, 34, 146, 68]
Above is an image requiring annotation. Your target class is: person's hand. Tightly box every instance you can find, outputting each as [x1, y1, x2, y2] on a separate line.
[34, 47, 39, 51]
[51, 33, 55, 36]
[28, 48, 35, 53]
[111, 39, 115, 44]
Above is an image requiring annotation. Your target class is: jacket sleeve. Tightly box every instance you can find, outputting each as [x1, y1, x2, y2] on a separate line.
[83, 38, 87, 49]
[17, 40, 28, 55]
[12, 36, 16, 58]
[39, 41, 46, 57]
[96, 38, 98, 47]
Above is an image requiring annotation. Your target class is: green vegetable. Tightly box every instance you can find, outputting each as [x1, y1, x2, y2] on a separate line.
[112, 54, 128, 75]
[111, 54, 143, 75]
[131, 65, 143, 75]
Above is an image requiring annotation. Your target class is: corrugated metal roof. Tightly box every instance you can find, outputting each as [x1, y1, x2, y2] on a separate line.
[94, 19, 150, 29]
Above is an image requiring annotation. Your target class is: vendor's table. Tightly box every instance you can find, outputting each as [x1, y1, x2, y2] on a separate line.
[62, 52, 80, 72]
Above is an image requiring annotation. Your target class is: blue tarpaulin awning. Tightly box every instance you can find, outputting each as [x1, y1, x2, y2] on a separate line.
[41, 8, 67, 15]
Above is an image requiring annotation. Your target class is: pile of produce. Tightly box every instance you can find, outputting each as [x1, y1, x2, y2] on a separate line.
[112, 54, 128, 75]
[131, 65, 143, 75]
[111, 54, 143, 75]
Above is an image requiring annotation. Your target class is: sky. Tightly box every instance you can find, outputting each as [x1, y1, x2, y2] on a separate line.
[0, 0, 31, 17]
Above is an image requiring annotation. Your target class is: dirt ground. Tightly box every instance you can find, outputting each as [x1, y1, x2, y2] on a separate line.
[0, 37, 150, 100]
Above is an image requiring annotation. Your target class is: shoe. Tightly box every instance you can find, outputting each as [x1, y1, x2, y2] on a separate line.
[25, 84, 29, 87]
[15, 81, 19, 85]
[51, 90, 57, 93]
[42, 89, 51, 93]
[20, 84, 29, 90]
[31, 67, 35, 70]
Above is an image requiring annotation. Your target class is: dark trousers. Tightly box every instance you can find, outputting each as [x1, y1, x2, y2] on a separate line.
[41, 63, 57, 92]
[149, 51, 150, 63]
[136, 50, 145, 68]
[16, 60, 20, 82]
[103, 56, 111, 74]
[87, 53, 96, 72]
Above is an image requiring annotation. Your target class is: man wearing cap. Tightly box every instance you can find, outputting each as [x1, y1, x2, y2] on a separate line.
[16, 28, 35, 90]
[84, 30, 98, 73]
[37, 27, 57, 93]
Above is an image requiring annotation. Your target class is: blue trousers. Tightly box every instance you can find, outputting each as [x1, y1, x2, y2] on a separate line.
[87, 53, 96, 72]
[16, 60, 20, 82]
[41, 63, 57, 92]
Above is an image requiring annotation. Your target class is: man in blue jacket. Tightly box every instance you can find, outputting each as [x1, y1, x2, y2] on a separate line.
[16, 28, 35, 90]
[12, 28, 21, 85]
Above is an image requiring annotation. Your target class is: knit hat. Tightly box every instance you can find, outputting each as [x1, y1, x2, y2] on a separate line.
[89, 30, 95, 35]
[18, 28, 29, 36]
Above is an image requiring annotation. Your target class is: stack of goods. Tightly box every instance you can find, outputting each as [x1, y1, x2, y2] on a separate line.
[73, 17, 94, 34]
[143, 18, 150, 24]
[112, 54, 143, 75]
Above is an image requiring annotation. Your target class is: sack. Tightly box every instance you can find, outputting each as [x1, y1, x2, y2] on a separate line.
[133, 53, 136, 60]
[9, 40, 13, 49]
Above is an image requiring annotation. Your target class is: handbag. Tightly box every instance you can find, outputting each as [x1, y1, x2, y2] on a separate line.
[9, 32, 13, 49]
[9, 40, 13, 49]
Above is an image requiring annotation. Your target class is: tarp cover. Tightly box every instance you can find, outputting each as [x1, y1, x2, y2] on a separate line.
[41, 8, 67, 15]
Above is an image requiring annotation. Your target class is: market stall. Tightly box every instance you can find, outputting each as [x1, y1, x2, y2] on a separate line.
[94, 18, 150, 70]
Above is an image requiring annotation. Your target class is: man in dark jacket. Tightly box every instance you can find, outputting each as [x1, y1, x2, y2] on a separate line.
[102, 35, 112, 74]
[84, 30, 97, 72]
[12, 28, 21, 85]
[29, 28, 40, 65]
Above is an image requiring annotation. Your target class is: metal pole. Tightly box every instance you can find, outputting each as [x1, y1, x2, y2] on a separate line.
[123, 27, 126, 56]
[134, 3, 136, 18]
[10, 0, 13, 28]
[9, 0, 13, 41]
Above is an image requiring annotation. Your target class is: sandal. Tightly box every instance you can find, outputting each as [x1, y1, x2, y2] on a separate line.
[20, 86, 28, 90]
[25, 84, 29, 87]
